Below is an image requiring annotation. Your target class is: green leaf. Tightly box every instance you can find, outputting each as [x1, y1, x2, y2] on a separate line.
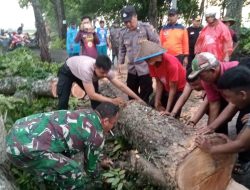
[117, 182, 123, 190]
[111, 177, 120, 186]
[118, 170, 125, 175]
[120, 174, 125, 179]
[106, 178, 115, 183]
[102, 172, 115, 178]
[114, 168, 121, 172]
[113, 144, 122, 153]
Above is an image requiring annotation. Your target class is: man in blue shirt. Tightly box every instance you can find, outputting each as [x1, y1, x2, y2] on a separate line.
[96, 20, 110, 55]
[66, 22, 80, 57]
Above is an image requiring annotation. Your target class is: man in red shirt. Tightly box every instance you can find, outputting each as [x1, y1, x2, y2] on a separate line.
[188, 52, 239, 134]
[74, 16, 99, 58]
[135, 41, 186, 116]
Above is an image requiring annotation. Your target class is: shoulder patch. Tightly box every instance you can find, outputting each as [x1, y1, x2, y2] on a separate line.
[140, 22, 156, 33]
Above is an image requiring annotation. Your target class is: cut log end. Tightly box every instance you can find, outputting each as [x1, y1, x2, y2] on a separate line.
[51, 80, 58, 98]
[176, 134, 236, 190]
[71, 83, 86, 99]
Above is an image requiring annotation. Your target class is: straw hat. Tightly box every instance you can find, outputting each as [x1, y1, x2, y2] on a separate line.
[222, 17, 236, 26]
[134, 41, 166, 62]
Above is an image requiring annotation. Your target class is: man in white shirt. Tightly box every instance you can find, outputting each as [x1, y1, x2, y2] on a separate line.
[57, 55, 143, 109]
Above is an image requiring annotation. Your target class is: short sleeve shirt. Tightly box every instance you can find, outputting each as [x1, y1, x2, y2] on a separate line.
[149, 53, 186, 92]
[96, 27, 108, 46]
[201, 61, 239, 102]
[66, 55, 115, 83]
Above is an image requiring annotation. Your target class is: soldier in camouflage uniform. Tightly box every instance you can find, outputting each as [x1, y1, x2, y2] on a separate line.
[6, 102, 119, 190]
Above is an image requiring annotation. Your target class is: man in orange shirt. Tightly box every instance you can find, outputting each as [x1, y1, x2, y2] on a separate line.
[160, 9, 189, 66]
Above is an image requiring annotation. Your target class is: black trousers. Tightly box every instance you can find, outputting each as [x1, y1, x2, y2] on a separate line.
[57, 64, 100, 110]
[176, 54, 185, 65]
[126, 73, 153, 104]
[150, 90, 183, 117]
[236, 107, 250, 163]
[214, 98, 229, 135]
[232, 107, 250, 189]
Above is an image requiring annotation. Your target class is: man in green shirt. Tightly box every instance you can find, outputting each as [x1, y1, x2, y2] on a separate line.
[6, 102, 119, 189]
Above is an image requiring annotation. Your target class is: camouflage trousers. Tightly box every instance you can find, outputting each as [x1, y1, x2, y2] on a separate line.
[7, 151, 86, 190]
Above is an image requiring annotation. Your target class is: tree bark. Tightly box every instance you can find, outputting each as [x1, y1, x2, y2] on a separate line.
[31, 0, 51, 62]
[0, 76, 57, 97]
[199, 0, 206, 16]
[0, 116, 18, 190]
[148, 0, 158, 29]
[117, 101, 246, 189]
[0, 116, 7, 165]
[225, 0, 244, 36]
[50, 0, 67, 40]
[0, 76, 86, 99]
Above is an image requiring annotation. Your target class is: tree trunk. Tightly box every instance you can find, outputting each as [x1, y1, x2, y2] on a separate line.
[225, 0, 244, 36]
[199, 0, 206, 16]
[31, 0, 51, 62]
[0, 116, 18, 190]
[32, 77, 58, 97]
[0, 116, 7, 165]
[0, 76, 87, 99]
[50, 0, 67, 40]
[148, 0, 158, 29]
[117, 101, 247, 189]
[0, 77, 57, 97]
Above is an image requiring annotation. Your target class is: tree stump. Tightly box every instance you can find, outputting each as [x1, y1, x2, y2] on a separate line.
[117, 101, 246, 189]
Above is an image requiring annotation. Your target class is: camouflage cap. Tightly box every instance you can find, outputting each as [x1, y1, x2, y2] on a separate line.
[222, 17, 236, 26]
[188, 52, 219, 79]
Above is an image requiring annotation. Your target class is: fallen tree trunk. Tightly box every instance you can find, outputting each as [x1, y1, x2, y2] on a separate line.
[0, 76, 58, 97]
[0, 76, 83, 99]
[0, 115, 18, 190]
[0, 77, 29, 95]
[117, 101, 246, 190]
[32, 76, 58, 97]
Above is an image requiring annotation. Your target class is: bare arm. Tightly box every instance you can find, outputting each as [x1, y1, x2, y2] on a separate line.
[207, 101, 221, 125]
[83, 82, 114, 103]
[110, 77, 143, 102]
[166, 81, 177, 113]
[154, 78, 164, 109]
[171, 83, 192, 117]
[92, 31, 100, 45]
[208, 102, 238, 130]
[196, 128, 250, 154]
[190, 97, 208, 125]
[74, 31, 82, 43]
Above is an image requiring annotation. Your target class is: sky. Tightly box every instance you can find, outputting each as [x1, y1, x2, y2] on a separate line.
[0, 0, 35, 31]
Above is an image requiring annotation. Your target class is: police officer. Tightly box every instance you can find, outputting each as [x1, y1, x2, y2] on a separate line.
[118, 5, 160, 104]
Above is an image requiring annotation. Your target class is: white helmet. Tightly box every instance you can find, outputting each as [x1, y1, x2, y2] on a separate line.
[205, 7, 217, 18]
